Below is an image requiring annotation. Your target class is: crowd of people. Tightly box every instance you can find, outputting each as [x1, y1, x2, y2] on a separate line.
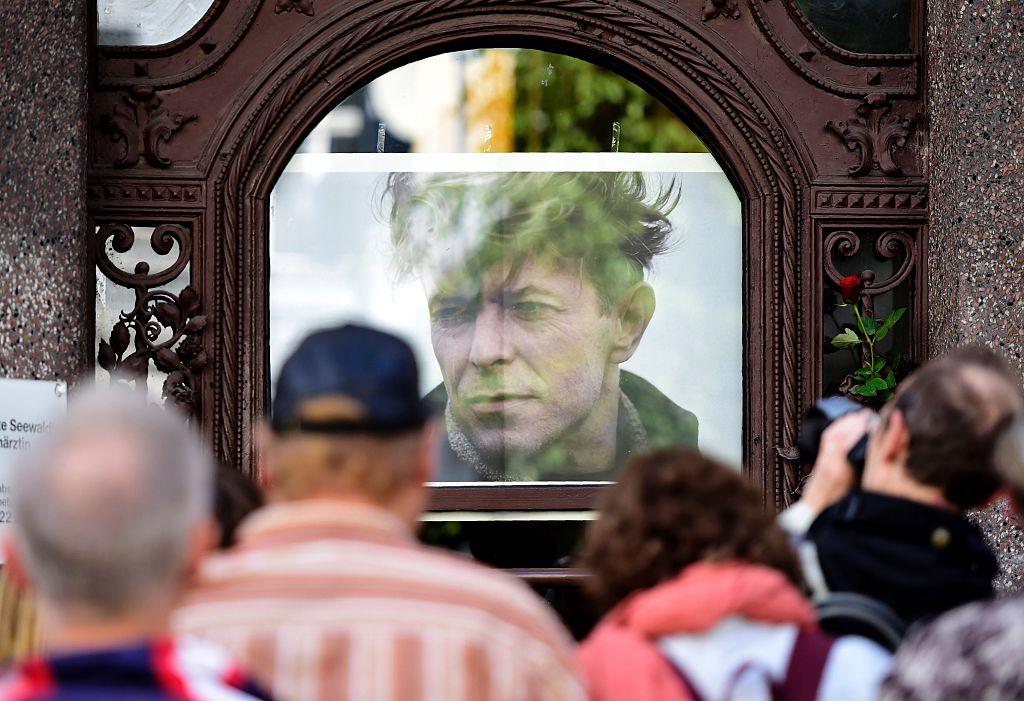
[1, 322, 1023, 700]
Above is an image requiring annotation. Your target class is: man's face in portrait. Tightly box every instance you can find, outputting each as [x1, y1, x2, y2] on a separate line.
[427, 258, 628, 461]
[386, 171, 683, 478]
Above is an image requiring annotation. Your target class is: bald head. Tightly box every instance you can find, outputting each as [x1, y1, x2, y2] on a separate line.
[47, 430, 147, 526]
[11, 387, 212, 617]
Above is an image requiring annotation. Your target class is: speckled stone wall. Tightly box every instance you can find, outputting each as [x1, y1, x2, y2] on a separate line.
[929, 0, 1024, 591]
[0, 0, 90, 383]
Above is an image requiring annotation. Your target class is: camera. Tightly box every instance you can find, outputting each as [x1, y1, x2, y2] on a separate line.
[797, 396, 872, 474]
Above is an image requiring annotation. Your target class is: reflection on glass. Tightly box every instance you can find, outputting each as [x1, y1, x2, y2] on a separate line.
[795, 0, 912, 54]
[514, 52, 706, 153]
[270, 50, 743, 483]
[388, 171, 697, 481]
[97, 0, 216, 46]
[296, 49, 708, 155]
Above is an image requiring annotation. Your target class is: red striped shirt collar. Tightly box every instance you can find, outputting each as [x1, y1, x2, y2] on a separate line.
[235, 499, 414, 550]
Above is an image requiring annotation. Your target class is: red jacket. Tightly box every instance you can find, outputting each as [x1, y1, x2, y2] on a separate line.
[577, 561, 819, 701]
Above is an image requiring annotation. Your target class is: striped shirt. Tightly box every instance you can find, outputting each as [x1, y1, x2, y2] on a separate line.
[172, 501, 585, 701]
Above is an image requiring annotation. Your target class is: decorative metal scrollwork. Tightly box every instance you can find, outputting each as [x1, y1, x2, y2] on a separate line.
[824, 229, 915, 318]
[93, 223, 206, 414]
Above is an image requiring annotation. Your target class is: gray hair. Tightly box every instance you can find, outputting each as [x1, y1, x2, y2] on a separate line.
[12, 386, 212, 615]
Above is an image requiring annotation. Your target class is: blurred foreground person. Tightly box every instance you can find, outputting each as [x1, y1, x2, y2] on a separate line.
[174, 324, 585, 701]
[577, 449, 890, 701]
[782, 346, 1023, 629]
[0, 438, 266, 673]
[0, 388, 271, 700]
[880, 391, 1024, 699]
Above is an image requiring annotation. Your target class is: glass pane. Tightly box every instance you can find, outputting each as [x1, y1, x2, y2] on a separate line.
[795, 0, 913, 54]
[270, 49, 743, 483]
[97, 0, 215, 46]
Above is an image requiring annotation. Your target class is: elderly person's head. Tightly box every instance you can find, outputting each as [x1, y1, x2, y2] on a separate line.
[385, 171, 679, 474]
[262, 325, 431, 524]
[4, 387, 213, 632]
[861, 346, 1024, 510]
[805, 345, 1024, 517]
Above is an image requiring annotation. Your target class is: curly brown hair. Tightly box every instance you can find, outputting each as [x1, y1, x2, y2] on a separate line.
[580, 448, 803, 613]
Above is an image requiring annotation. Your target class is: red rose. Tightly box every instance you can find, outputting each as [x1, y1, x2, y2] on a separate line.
[839, 275, 863, 303]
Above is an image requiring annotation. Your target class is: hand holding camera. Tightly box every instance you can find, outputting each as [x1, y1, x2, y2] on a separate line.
[797, 397, 876, 516]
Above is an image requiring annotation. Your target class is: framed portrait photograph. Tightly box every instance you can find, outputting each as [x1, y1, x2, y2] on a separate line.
[269, 152, 742, 484]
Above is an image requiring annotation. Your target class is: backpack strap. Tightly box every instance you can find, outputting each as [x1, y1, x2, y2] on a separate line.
[814, 591, 908, 652]
[662, 629, 835, 701]
[776, 629, 834, 701]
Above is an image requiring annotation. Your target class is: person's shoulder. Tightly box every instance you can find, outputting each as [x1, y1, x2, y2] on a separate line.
[397, 544, 581, 681]
[825, 634, 892, 677]
[881, 596, 1024, 699]
[409, 543, 568, 628]
[900, 595, 1024, 655]
[0, 660, 51, 701]
[580, 621, 692, 701]
[165, 635, 272, 700]
[819, 634, 892, 701]
[619, 370, 698, 446]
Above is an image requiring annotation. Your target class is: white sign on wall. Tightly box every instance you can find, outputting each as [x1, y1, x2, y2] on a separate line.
[0, 379, 67, 562]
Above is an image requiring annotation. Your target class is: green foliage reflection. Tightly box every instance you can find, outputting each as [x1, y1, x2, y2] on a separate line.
[513, 51, 707, 153]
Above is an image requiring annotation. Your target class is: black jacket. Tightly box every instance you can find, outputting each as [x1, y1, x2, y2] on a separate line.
[808, 491, 997, 626]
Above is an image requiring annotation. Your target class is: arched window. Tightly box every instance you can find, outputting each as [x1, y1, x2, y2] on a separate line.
[269, 49, 744, 484]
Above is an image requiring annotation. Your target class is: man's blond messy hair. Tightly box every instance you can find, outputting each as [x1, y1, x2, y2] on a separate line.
[382, 171, 680, 308]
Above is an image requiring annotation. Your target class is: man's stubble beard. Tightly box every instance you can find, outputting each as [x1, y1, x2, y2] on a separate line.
[449, 391, 607, 469]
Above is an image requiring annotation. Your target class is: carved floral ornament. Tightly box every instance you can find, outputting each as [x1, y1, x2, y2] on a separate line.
[93, 223, 207, 415]
[102, 87, 196, 169]
[826, 94, 918, 177]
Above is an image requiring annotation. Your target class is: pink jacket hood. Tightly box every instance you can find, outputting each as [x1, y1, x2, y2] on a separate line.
[577, 561, 817, 701]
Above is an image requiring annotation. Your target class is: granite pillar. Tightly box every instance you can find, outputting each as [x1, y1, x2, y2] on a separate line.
[929, 0, 1024, 591]
[0, 0, 90, 383]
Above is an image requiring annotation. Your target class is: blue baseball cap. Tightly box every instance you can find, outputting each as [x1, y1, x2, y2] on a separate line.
[271, 324, 429, 434]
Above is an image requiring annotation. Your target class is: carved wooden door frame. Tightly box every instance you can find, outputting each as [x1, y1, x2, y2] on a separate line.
[88, 0, 927, 510]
